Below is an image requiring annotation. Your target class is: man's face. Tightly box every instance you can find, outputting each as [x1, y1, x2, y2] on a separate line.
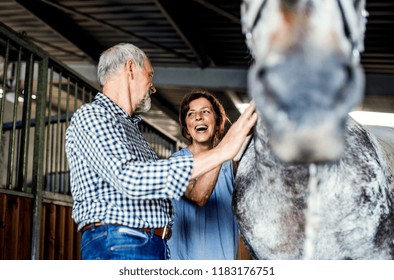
[133, 59, 156, 113]
[135, 90, 151, 113]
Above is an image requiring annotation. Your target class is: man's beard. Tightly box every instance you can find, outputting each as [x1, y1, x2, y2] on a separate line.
[135, 91, 151, 113]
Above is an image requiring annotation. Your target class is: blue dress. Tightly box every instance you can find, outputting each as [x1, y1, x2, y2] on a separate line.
[168, 148, 238, 260]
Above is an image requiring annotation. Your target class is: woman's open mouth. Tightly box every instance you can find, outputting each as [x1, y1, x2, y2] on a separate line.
[195, 125, 208, 132]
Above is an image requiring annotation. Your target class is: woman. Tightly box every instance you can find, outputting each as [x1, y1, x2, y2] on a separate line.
[167, 90, 243, 260]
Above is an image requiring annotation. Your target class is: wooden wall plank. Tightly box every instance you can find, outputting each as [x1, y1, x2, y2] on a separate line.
[18, 196, 32, 259]
[0, 194, 7, 259]
[4, 195, 20, 259]
[0, 192, 80, 260]
[46, 203, 56, 259]
[40, 201, 46, 260]
[55, 206, 66, 259]
[64, 206, 74, 260]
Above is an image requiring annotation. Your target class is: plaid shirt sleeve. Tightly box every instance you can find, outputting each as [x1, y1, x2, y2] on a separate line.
[67, 103, 193, 201]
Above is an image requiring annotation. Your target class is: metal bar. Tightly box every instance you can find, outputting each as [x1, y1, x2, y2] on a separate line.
[2, 113, 74, 131]
[7, 49, 22, 189]
[0, 40, 9, 148]
[54, 73, 63, 193]
[18, 53, 35, 192]
[82, 86, 85, 105]
[73, 81, 78, 112]
[62, 77, 71, 194]
[31, 56, 49, 260]
[89, 89, 93, 103]
[45, 68, 54, 192]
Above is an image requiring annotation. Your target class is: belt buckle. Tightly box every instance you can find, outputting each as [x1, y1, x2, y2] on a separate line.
[162, 225, 172, 239]
[162, 225, 168, 239]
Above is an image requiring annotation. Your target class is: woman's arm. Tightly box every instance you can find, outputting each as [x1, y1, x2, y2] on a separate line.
[184, 164, 222, 206]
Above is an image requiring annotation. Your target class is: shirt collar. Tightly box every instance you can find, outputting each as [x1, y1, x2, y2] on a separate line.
[95, 92, 142, 123]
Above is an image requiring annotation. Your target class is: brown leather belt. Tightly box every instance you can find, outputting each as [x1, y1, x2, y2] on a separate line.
[81, 222, 172, 240]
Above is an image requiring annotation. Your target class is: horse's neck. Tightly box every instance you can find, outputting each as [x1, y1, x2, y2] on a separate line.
[254, 119, 270, 151]
[254, 119, 269, 148]
[361, 122, 394, 181]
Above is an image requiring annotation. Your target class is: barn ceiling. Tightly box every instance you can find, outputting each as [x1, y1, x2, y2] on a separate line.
[1, 0, 393, 140]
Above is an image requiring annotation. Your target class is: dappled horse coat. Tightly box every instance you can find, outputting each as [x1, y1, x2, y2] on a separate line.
[233, 0, 394, 259]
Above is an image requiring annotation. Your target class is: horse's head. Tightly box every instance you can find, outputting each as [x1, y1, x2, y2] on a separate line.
[241, 0, 367, 163]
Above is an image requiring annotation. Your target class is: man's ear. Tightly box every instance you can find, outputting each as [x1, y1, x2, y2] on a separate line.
[126, 60, 134, 79]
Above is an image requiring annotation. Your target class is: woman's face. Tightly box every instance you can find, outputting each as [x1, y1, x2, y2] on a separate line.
[185, 97, 217, 145]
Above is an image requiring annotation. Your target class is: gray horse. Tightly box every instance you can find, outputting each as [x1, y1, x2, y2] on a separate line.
[233, 0, 394, 259]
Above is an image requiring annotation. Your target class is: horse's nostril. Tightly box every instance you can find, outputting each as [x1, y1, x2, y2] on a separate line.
[344, 63, 353, 81]
[257, 67, 266, 79]
[334, 63, 355, 104]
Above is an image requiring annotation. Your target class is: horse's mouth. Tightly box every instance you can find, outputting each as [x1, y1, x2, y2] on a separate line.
[249, 49, 364, 164]
[268, 119, 346, 163]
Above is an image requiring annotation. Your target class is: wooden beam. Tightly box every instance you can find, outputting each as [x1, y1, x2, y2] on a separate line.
[16, 0, 104, 62]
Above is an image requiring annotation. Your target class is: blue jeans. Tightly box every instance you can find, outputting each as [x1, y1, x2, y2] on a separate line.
[81, 224, 169, 260]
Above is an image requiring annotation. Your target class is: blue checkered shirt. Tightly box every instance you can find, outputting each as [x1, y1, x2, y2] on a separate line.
[65, 92, 193, 231]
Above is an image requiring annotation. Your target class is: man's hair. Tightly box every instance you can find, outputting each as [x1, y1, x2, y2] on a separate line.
[179, 90, 230, 146]
[97, 43, 147, 87]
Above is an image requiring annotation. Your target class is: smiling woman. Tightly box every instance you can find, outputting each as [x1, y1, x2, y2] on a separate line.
[167, 90, 247, 260]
